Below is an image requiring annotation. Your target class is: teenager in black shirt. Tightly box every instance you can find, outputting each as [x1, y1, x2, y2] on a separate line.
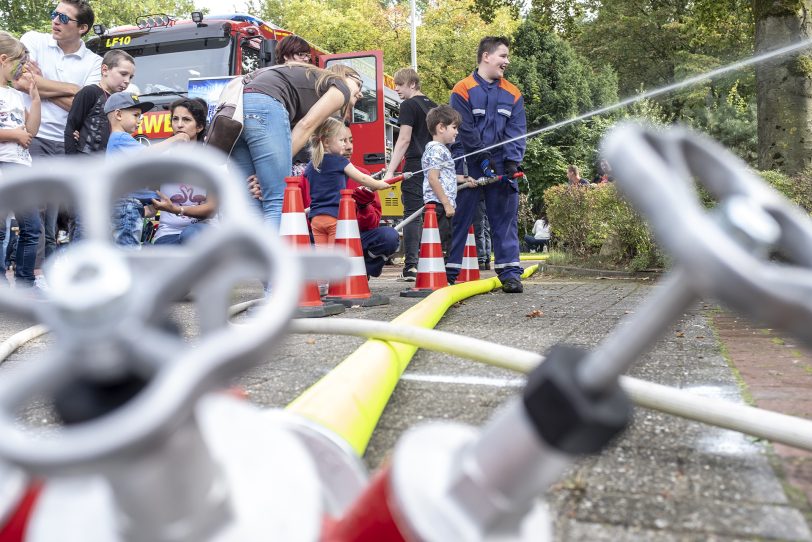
[383, 68, 437, 281]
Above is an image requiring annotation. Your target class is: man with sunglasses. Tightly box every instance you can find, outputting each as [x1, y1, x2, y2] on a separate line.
[17, 0, 101, 263]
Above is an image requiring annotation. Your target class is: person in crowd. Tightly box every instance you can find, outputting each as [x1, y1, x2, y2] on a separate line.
[422, 105, 470, 259]
[3, 217, 18, 278]
[305, 116, 389, 248]
[275, 35, 312, 65]
[0, 31, 41, 289]
[64, 49, 134, 155]
[18, 0, 102, 260]
[104, 92, 189, 246]
[230, 61, 366, 230]
[567, 164, 590, 187]
[592, 158, 614, 184]
[340, 124, 399, 278]
[524, 212, 550, 253]
[382, 67, 437, 281]
[149, 98, 216, 245]
[275, 35, 313, 176]
[448, 36, 527, 292]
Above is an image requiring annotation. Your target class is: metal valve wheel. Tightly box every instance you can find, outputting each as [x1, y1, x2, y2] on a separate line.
[602, 123, 812, 348]
[0, 147, 306, 475]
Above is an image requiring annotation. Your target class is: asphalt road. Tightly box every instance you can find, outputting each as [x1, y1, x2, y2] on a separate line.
[1, 268, 810, 540]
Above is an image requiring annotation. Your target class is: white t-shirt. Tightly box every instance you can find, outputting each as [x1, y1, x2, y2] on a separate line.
[20, 32, 102, 142]
[532, 219, 550, 240]
[153, 183, 209, 241]
[0, 87, 32, 166]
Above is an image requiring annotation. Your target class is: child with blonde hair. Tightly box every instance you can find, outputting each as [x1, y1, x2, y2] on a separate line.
[305, 117, 389, 247]
[0, 30, 41, 288]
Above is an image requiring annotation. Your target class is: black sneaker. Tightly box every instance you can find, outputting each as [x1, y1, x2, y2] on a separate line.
[400, 267, 417, 282]
[479, 261, 490, 271]
[501, 278, 523, 293]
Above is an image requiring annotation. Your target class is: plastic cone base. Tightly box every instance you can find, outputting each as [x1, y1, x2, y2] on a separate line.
[324, 293, 390, 307]
[296, 301, 346, 318]
[399, 288, 437, 298]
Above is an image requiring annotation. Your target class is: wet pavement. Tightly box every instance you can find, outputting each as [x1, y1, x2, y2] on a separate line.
[0, 268, 810, 540]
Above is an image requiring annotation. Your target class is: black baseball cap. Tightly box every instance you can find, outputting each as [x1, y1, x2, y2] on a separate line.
[104, 92, 154, 115]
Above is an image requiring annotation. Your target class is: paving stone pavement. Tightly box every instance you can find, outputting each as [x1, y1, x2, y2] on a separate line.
[0, 270, 810, 540]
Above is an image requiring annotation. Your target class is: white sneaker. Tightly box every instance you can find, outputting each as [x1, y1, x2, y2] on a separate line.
[400, 267, 417, 282]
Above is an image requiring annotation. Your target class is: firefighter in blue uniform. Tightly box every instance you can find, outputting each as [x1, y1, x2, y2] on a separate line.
[447, 36, 527, 293]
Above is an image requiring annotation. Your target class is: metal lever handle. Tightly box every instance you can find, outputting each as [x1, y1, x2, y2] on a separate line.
[577, 123, 812, 392]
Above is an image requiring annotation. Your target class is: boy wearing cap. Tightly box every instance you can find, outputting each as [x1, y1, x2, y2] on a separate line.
[105, 91, 189, 246]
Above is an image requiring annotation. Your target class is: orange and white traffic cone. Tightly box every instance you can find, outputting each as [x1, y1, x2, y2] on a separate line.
[400, 203, 448, 297]
[456, 225, 481, 283]
[324, 189, 389, 307]
[280, 177, 344, 318]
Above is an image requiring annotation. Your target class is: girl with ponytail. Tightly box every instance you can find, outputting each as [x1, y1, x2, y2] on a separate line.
[305, 117, 388, 247]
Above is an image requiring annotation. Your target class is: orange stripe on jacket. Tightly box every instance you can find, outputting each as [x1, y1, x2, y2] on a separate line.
[499, 79, 522, 103]
[451, 75, 479, 102]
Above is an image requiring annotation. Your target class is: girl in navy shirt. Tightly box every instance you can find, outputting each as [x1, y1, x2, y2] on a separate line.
[305, 117, 389, 247]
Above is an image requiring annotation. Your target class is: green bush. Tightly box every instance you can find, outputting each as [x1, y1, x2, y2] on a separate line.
[544, 183, 662, 269]
[543, 168, 812, 272]
[759, 170, 812, 213]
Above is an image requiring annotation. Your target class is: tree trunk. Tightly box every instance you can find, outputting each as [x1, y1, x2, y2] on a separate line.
[755, 0, 812, 175]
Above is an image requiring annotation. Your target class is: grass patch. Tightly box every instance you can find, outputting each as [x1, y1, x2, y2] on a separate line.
[771, 337, 786, 346]
[544, 249, 572, 266]
[542, 249, 663, 272]
[767, 452, 812, 524]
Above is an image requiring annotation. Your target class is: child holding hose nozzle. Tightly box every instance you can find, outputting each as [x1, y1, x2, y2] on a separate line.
[421, 105, 474, 261]
[447, 36, 527, 293]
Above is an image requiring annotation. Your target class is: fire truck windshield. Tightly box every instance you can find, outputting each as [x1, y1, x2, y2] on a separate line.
[118, 37, 231, 95]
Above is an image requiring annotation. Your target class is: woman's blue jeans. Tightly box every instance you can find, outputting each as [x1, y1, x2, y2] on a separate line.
[13, 210, 41, 286]
[229, 93, 292, 231]
[0, 163, 40, 286]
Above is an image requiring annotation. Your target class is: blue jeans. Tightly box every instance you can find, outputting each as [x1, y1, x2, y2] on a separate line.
[152, 222, 207, 245]
[112, 198, 144, 247]
[29, 137, 64, 260]
[14, 210, 41, 286]
[0, 163, 40, 286]
[360, 226, 400, 277]
[229, 93, 291, 230]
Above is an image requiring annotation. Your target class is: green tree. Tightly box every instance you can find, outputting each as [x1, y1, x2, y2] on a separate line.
[247, 0, 519, 103]
[572, 0, 752, 97]
[564, 0, 757, 163]
[529, 0, 594, 40]
[509, 19, 619, 200]
[0, 0, 53, 35]
[0, 0, 197, 37]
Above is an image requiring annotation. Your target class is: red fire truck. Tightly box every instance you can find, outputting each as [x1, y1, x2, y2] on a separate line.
[87, 12, 404, 216]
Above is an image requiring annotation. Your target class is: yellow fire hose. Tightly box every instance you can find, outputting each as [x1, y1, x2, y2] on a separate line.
[286, 265, 539, 456]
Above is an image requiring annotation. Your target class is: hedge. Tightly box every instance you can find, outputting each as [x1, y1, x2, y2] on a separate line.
[543, 169, 812, 271]
[544, 183, 661, 270]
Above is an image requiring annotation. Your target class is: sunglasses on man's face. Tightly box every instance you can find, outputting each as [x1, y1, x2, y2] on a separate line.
[50, 10, 79, 25]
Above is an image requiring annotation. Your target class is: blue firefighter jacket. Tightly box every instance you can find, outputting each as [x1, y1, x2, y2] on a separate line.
[450, 70, 527, 178]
